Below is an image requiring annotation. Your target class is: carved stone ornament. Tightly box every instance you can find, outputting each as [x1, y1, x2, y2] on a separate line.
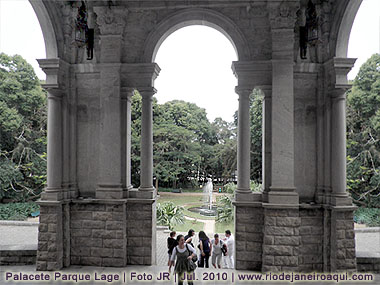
[94, 6, 127, 35]
[268, 0, 300, 29]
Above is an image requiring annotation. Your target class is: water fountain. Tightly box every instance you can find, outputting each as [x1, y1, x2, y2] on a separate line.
[188, 178, 217, 217]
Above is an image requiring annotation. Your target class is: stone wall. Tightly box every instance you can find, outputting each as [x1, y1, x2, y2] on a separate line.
[357, 257, 380, 273]
[126, 200, 156, 265]
[0, 250, 36, 266]
[262, 208, 300, 272]
[70, 200, 127, 267]
[330, 208, 357, 272]
[235, 204, 263, 270]
[36, 203, 64, 271]
[299, 207, 323, 272]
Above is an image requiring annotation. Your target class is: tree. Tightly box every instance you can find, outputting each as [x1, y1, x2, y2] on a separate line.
[346, 54, 380, 207]
[154, 100, 215, 188]
[0, 53, 47, 201]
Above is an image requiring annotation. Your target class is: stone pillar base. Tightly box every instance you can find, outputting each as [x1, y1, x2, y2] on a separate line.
[36, 201, 64, 271]
[234, 201, 263, 270]
[329, 206, 357, 272]
[126, 199, 156, 265]
[262, 206, 300, 272]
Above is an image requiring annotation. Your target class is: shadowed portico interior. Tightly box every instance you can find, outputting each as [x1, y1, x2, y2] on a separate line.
[30, 0, 362, 272]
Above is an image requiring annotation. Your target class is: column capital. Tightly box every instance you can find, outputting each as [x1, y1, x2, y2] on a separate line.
[324, 57, 356, 91]
[122, 63, 161, 87]
[330, 89, 347, 100]
[138, 87, 157, 99]
[235, 87, 252, 98]
[37, 58, 69, 89]
[231, 60, 272, 87]
[46, 89, 65, 100]
[94, 6, 127, 36]
[120, 87, 135, 101]
[256, 85, 272, 98]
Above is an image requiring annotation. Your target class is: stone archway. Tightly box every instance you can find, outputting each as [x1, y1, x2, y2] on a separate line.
[142, 7, 251, 62]
[32, 0, 364, 273]
[333, 0, 363, 58]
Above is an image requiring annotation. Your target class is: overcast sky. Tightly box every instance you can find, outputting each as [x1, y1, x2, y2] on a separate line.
[0, 0, 379, 122]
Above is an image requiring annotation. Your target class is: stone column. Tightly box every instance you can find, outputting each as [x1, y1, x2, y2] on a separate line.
[139, 87, 156, 196]
[331, 91, 351, 205]
[94, 6, 126, 199]
[44, 89, 63, 201]
[235, 88, 252, 200]
[261, 87, 272, 202]
[324, 58, 357, 272]
[325, 57, 356, 206]
[121, 88, 134, 191]
[261, 1, 301, 273]
[37, 58, 68, 201]
[267, 1, 299, 205]
[36, 58, 69, 271]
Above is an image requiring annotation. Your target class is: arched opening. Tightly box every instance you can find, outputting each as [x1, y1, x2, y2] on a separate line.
[0, 0, 54, 250]
[344, 1, 380, 234]
[140, 14, 255, 266]
[0, 0, 48, 79]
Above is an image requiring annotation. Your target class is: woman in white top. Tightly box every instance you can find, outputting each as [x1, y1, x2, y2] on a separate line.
[169, 234, 197, 285]
[211, 233, 225, 269]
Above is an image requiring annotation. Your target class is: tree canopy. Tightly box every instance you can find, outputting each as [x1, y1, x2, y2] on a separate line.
[347, 53, 380, 207]
[0, 53, 47, 201]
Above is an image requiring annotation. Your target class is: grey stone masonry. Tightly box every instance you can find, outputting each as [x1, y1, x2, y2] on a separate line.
[235, 204, 263, 271]
[126, 200, 156, 265]
[0, 250, 36, 266]
[330, 207, 357, 272]
[36, 203, 64, 271]
[262, 208, 300, 272]
[299, 207, 324, 272]
[70, 200, 127, 267]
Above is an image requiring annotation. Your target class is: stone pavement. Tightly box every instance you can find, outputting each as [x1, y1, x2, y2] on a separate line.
[1, 222, 380, 284]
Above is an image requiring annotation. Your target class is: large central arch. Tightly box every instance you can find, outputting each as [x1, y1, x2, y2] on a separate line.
[143, 8, 251, 63]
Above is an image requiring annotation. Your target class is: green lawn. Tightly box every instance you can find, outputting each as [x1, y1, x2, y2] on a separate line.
[157, 193, 204, 206]
[157, 193, 216, 220]
[158, 187, 204, 193]
[215, 221, 234, 234]
[173, 219, 204, 232]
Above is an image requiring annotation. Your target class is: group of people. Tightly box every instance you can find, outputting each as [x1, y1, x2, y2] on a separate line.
[167, 229, 235, 285]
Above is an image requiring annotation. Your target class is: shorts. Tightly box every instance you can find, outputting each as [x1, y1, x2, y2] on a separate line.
[212, 253, 222, 266]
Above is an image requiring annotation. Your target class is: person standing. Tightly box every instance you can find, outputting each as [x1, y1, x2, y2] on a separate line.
[210, 234, 224, 269]
[184, 229, 195, 248]
[198, 231, 211, 268]
[169, 235, 197, 285]
[167, 231, 178, 266]
[223, 230, 234, 269]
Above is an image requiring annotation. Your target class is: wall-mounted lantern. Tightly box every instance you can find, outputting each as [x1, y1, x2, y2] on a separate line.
[300, 0, 319, 59]
[75, 1, 94, 60]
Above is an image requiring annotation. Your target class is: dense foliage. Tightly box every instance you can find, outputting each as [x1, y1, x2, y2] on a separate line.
[156, 202, 185, 230]
[0, 53, 47, 202]
[0, 202, 39, 220]
[130, 89, 263, 189]
[347, 54, 380, 207]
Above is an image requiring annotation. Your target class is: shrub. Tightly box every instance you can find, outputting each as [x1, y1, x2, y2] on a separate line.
[156, 202, 185, 230]
[0, 202, 39, 220]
